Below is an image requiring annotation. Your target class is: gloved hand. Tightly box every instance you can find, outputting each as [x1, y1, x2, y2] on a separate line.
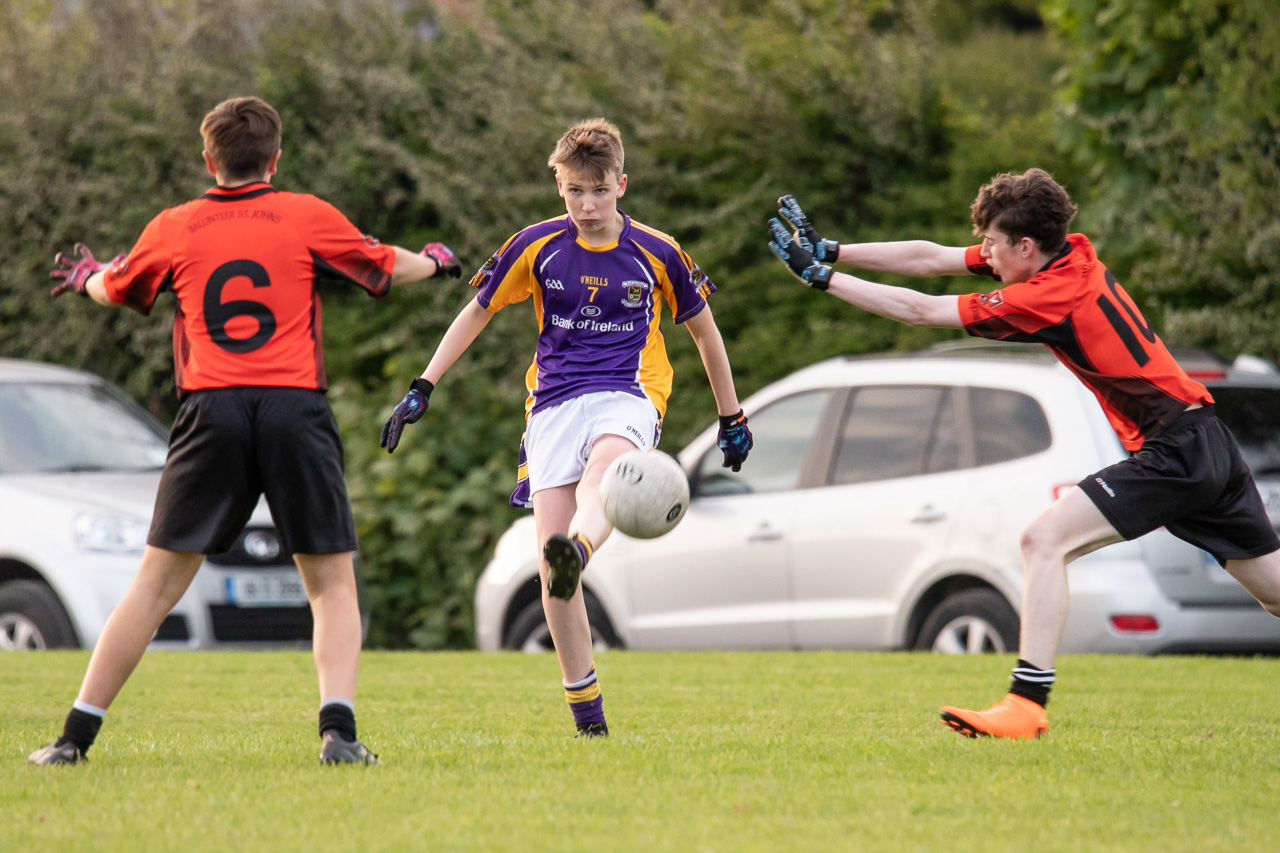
[380, 378, 434, 453]
[717, 410, 753, 473]
[421, 242, 462, 278]
[50, 244, 125, 297]
[777, 195, 840, 263]
[767, 218, 833, 290]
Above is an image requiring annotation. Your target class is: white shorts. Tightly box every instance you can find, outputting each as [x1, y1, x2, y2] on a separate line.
[524, 391, 660, 494]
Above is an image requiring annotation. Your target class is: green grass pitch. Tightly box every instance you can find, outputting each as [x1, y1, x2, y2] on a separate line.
[4, 650, 1279, 852]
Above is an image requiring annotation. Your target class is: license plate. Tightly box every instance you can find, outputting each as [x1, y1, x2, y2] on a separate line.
[223, 573, 309, 607]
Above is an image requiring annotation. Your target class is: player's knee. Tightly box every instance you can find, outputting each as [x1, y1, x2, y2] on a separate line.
[1019, 523, 1065, 564]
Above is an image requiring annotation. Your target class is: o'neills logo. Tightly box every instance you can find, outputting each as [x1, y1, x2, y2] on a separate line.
[1094, 477, 1115, 497]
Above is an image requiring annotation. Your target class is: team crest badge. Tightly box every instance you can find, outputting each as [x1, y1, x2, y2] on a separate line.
[622, 281, 646, 307]
[362, 234, 381, 248]
[980, 289, 1004, 308]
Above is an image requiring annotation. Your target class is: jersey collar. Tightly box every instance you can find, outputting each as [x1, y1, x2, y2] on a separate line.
[201, 182, 279, 202]
[1036, 239, 1074, 274]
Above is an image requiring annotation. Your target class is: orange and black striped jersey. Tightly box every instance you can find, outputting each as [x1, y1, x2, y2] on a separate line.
[961, 233, 1211, 451]
[102, 182, 396, 392]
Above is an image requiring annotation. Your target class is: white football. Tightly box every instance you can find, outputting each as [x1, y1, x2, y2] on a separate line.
[600, 449, 690, 539]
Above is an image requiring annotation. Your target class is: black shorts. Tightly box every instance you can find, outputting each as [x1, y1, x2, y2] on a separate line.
[1079, 406, 1280, 564]
[148, 387, 357, 555]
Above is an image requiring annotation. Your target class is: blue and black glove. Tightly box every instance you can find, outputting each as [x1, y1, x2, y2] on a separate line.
[380, 378, 434, 453]
[421, 242, 462, 278]
[767, 217, 833, 290]
[717, 410, 753, 473]
[777, 195, 840, 263]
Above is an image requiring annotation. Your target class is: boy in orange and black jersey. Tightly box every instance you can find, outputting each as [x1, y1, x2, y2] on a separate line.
[765, 168, 1280, 740]
[29, 97, 462, 767]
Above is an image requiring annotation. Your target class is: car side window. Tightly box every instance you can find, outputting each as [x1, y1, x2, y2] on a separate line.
[831, 385, 957, 485]
[693, 389, 830, 497]
[970, 386, 1052, 465]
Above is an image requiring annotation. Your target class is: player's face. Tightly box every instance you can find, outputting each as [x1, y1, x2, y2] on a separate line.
[979, 226, 1037, 283]
[557, 168, 627, 240]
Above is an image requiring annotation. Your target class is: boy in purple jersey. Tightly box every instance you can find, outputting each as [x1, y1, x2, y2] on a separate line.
[381, 119, 753, 737]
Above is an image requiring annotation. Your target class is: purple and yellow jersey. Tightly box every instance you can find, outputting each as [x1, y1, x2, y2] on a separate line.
[471, 212, 715, 419]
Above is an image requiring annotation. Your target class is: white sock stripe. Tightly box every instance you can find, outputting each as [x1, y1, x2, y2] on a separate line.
[1011, 669, 1057, 683]
[563, 670, 598, 690]
[320, 697, 355, 711]
[73, 699, 107, 717]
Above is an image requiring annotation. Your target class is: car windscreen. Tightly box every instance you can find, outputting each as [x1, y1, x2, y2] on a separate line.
[1210, 386, 1280, 478]
[0, 382, 168, 474]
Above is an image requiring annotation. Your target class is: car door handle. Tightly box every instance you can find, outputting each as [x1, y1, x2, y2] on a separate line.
[747, 525, 785, 543]
[910, 506, 947, 524]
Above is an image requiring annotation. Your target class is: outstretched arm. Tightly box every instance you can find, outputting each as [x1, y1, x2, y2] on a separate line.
[420, 296, 493, 384]
[684, 304, 741, 417]
[391, 242, 463, 285]
[824, 272, 963, 328]
[380, 296, 494, 453]
[50, 244, 122, 306]
[685, 305, 753, 472]
[767, 218, 964, 329]
[776, 194, 972, 277]
[835, 241, 971, 278]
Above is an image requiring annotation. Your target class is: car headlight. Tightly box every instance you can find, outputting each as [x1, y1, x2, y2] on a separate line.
[74, 513, 150, 554]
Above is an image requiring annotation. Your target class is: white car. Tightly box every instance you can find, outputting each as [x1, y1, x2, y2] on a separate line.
[474, 342, 1280, 655]
[0, 358, 315, 650]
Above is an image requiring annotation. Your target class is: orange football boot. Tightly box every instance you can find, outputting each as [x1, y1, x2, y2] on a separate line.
[940, 693, 1048, 740]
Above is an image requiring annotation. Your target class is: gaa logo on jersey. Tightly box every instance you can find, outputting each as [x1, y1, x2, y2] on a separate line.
[621, 281, 648, 308]
[980, 289, 1004, 308]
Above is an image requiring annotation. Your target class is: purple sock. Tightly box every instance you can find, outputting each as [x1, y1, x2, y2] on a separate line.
[564, 668, 606, 726]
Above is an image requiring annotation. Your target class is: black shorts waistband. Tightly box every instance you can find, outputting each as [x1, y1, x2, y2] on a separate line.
[1159, 404, 1216, 435]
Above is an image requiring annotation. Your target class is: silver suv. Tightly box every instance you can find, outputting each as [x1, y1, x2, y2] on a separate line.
[0, 358, 312, 650]
[474, 343, 1280, 654]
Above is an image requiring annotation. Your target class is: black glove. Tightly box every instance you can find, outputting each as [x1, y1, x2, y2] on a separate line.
[717, 410, 753, 473]
[421, 243, 462, 278]
[380, 378, 434, 453]
[777, 195, 840, 263]
[767, 218, 833, 290]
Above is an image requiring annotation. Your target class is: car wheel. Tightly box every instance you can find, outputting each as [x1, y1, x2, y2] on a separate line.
[503, 593, 622, 653]
[0, 580, 78, 651]
[914, 588, 1019, 654]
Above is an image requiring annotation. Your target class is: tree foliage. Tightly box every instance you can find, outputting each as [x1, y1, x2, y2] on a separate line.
[1046, 0, 1280, 357]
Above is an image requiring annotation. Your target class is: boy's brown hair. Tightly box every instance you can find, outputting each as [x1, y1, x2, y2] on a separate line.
[970, 168, 1078, 253]
[200, 97, 282, 181]
[547, 118, 624, 182]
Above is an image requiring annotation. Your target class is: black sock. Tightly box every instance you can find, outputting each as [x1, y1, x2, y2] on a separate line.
[1008, 658, 1056, 708]
[57, 708, 103, 754]
[319, 703, 357, 742]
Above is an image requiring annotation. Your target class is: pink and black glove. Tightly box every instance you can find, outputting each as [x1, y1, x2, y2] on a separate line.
[50, 244, 124, 298]
[421, 242, 462, 278]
